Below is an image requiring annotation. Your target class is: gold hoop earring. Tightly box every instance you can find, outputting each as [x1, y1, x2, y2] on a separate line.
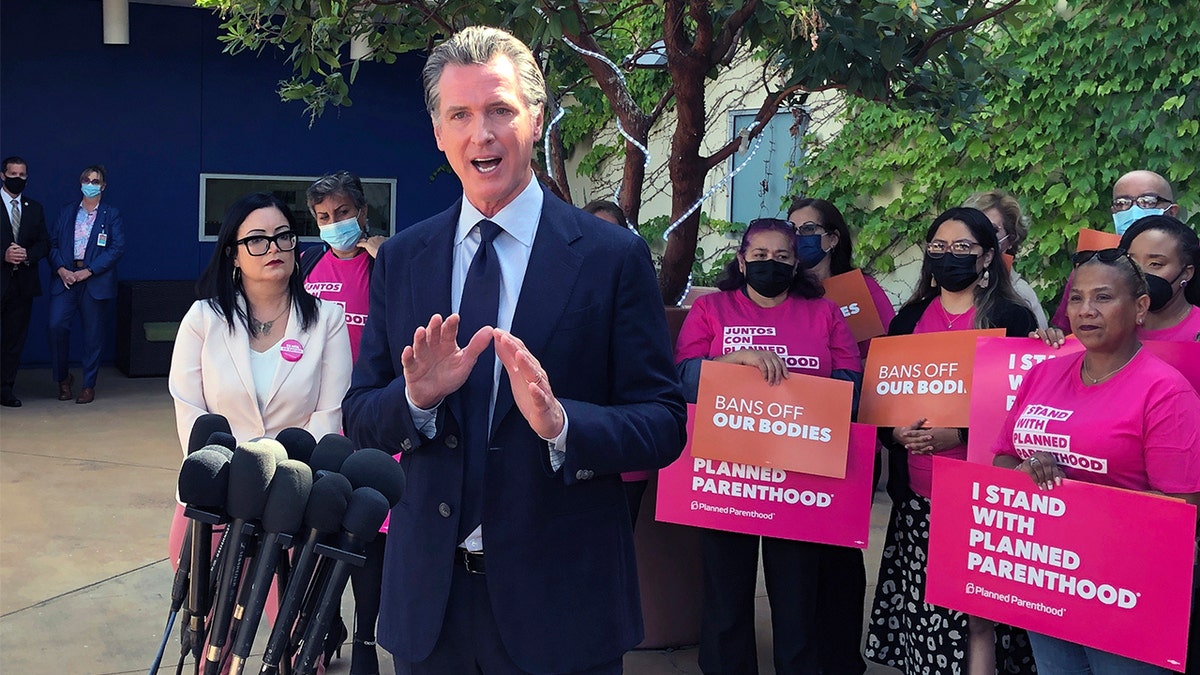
[233, 267, 242, 285]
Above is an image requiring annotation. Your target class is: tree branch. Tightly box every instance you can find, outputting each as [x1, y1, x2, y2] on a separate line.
[913, 0, 1023, 65]
[709, 0, 759, 69]
[701, 82, 842, 170]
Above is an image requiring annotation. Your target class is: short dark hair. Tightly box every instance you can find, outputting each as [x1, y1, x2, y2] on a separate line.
[582, 200, 627, 228]
[717, 218, 823, 299]
[196, 192, 319, 333]
[307, 171, 367, 213]
[80, 164, 106, 184]
[787, 197, 854, 274]
[2, 156, 26, 173]
[1120, 214, 1200, 306]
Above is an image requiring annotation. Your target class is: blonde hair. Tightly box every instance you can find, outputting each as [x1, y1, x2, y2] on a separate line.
[963, 189, 1028, 253]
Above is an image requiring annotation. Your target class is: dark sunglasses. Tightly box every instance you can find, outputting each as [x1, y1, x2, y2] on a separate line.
[1072, 248, 1130, 266]
[747, 217, 794, 231]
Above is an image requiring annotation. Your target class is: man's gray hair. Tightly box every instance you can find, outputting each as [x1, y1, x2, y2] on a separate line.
[422, 26, 547, 121]
[306, 171, 367, 214]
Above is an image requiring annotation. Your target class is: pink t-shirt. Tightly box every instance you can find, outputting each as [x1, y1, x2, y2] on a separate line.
[906, 297, 977, 497]
[1139, 305, 1200, 343]
[992, 349, 1200, 493]
[860, 274, 897, 359]
[675, 289, 862, 377]
[304, 251, 371, 362]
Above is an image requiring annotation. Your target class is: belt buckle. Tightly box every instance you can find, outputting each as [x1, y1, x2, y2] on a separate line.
[460, 548, 485, 575]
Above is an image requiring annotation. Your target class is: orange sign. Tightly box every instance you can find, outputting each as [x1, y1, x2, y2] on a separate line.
[1001, 252, 1014, 272]
[693, 360, 853, 478]
[859, 329, 1004, 428]
[823, 269, 886, 343]
[1076, 228, 1121, 253]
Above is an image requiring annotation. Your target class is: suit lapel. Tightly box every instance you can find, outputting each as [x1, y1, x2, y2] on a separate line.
[223, 303, 265, 429]
[491, 192, 584, 433]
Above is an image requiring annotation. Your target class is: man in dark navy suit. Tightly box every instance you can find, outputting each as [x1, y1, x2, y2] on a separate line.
[343, 26, 686, 675]
[1, 156, 50, 407]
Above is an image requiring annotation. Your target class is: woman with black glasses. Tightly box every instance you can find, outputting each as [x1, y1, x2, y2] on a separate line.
[993, 247, 1200, 673]
[165, 193, 352, 668]
[865, 207, 1036, 675]
[676, 217, 863, 674]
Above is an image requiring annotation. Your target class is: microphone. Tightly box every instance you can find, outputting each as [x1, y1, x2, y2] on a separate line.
[206, 431, 238, 452]
[340, 448, 406, 508]
[245, 437, 289, 465]
[308, 434, 356, 476]
[229, 460, 312, 675]
[258, 472, 352, 675]
[276, 428, 316, 465]
[203, 444, 277, 675]
[175, 448, 232, 665]
[293, 487, 390, 675]
[189, 414, 232, 455]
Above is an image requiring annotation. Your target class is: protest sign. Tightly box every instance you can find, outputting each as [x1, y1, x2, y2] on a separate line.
[656, 406, 875, 548]
[859, 329, 1003, 428]
[823, 269, 886, 343]
[1076, 228, 1121, 253]
[927, 457, 1195, 670]
[693, 360, 853, 478]
[967, 338, 1200, 464]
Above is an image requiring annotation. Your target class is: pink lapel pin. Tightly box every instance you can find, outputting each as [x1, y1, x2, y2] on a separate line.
[280, 339, 304, 362]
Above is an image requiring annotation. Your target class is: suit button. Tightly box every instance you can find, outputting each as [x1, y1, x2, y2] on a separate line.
[438, 503, 452, 518]
[401, 438, 413, 451]
[575, 469, 593, 480]
[445, 435, 458, 449]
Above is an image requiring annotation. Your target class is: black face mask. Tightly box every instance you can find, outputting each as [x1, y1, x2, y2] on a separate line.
[929, 254, 981, 292]
[1145, 270, 1186, 312]
[744, 259, 795, 298]
[3, 176, 26, 195]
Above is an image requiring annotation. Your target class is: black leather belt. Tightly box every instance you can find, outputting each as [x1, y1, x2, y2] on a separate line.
[72, 260, 86, 268]
[456, 547, 485, 574]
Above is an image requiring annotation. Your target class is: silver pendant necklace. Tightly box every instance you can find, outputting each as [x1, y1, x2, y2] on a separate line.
[1081, 345, 1141, 384]
[250, 304, 289, 338]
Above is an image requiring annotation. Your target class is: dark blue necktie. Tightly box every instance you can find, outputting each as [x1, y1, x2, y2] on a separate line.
[457, 219, 502, 539]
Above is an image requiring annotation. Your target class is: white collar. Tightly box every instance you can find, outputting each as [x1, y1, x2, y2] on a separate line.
[456, 173, 543, 247]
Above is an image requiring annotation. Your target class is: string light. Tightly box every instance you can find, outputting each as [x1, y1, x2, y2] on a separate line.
[543, 104, 567, 183]
[661, 122, 764, 241]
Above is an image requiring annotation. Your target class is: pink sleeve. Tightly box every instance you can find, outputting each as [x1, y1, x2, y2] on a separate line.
[990, 372, 1030, 462]
[1143, 388, 1200, 494]
[828, 303, 862, 372]
[675, 295, 717, 362]
[864, 274, 896, 331]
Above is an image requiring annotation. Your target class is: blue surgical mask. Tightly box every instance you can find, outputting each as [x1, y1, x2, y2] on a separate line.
[1112, 205, 1166, 236]
[319, 216, 364, 251]
[81, 183, 102, 198]
[796, 234, 828, 269]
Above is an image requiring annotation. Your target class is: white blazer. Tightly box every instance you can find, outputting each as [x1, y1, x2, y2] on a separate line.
[169, 298, 352, 455]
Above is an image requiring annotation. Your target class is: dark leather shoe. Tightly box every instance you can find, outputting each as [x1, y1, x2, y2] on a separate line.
[75, 387, 95, 404]
[0, 396, 21, 408]
[58, 374, 74, 401]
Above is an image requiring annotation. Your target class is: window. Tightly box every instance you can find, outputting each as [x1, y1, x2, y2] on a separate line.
[199, 173, 397, 241]
[727, 108, 806, 225]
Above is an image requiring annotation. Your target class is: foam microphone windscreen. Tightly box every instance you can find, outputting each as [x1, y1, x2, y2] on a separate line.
[340, 448, 406, 507]
[205, 431, 237, 452]
[244, 437, 289, 464]
[309, 434, 356, 474]
[199, 443, 234, 461]
[261, 460, 313, 535]
[187, 414, 232, 455]
[342, 487, 390, 542]
[275, 427, 316, 465]
[178, 448, 231, 509]
[226, 444, 278, 520]
[305, 473, 353, 533]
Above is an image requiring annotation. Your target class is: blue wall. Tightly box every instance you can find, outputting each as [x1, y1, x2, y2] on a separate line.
[1, 0, 460, 368]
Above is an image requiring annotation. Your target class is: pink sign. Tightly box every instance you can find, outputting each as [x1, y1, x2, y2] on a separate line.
[655, 406, 875, 548]
[967, 337, 1084, 463]
[927, 457, 1195, 670]
[967, 337, 1200, 464]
